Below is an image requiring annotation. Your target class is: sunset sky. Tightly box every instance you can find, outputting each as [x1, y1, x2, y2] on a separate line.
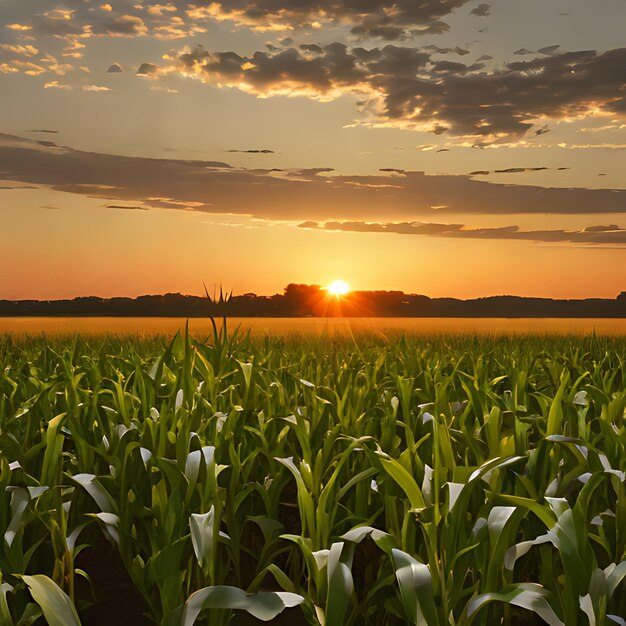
[1, 0, 625, 300]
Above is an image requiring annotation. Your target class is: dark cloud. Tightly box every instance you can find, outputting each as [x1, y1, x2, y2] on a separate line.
[92, 15, 147, 36]
[583, 224, 619, 232]
[431, 60, 485, 74]
[424, 45, 471, 55]
[514, 48, 535, 55]
[470, 4, 491, 17]
[27, 8, 147, 39]
[136, 63, 158, 75]
[6, 2, 207, 44]
[186, 0, 472, 40]
[300, 220, 626, 245]
[18, 0, 474, 43]
[107, 204, 149, 210]
[1, 134, 625, 222]
[170, 44, 626, 138]
[226, 149, 275, 154]
[469, 166, 571, 176]
[176, 43, 371, 95]
[299, 44, 324, 55]
[107, 63, 123, 73]
[30, 12, 84, 37]
[538, 44, 560, 55]
[494, 167, 547, 173]
[26, 129, 59, 134]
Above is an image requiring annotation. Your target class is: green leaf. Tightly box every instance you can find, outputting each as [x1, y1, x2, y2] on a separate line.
[467, 583, 563, 626]
[326, 542, 354, 626]
[237, 360, 253, 392]
[1, 581, 14, 625]
[41, 413, 67, 485]
[19, 575, 81, 626]
[182, 586, 304, 624]
[377, 454, 426, 510]
[495, 494, 556, 530]
[391, 548, 439, 626]
[340, 525, 396, 553]
[4, 488, 30, 548]
[606, 561, 626, 597]
[274, 457, 316, 538]
[546, 372, 569, 436]
[71, 473, 115, 513]
[190, 506, 215, 568]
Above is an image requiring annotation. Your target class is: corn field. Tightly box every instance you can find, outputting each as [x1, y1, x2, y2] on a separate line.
[0, 328, 625, 625]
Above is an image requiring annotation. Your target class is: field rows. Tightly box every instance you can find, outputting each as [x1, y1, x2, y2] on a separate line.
[0, 329, 625, 625]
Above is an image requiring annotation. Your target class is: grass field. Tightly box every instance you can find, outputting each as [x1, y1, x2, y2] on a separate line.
[0, 327, 625, 625]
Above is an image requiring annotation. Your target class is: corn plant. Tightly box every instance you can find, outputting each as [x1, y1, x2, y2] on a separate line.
[0, 332, 624, 624]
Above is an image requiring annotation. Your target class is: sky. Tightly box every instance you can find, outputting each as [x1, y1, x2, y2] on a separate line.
[1, 0, 625, 300]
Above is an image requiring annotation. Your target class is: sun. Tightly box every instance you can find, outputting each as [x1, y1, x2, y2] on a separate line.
[327, 279, 351, 296]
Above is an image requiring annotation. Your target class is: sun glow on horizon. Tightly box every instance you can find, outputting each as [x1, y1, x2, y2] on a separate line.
[327, 279, 351, 296]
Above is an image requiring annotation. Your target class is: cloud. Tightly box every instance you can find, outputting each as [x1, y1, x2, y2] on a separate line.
[579, 124, 626, 133]
[538, 44, 560, 55]
[0, 44, 39, 56]
[174, 43, 372, 98]
[1, 60, 47, 76]
[136, 62, 158, 75]
[82, 85, 111, 92]
[31, 10, 84, 37]
[11, 0, 465, 46]
[7, 2, 203, 45]
[106, 204, 149, 210]
[92, 14, 148, 36]
[299, 44, 323, 54]
[1, 133, 625, 223]
[182, 0, 472, 40]
[43, 80, 72, 90]
[470, 166, 573, 176]
[468, 166, 562, 175]
[150, 85, 178, 93]
[5, 24, 32, 31]
[26, 129, 59, 134]
[470, 4, 491, 17]
[226, 149, 275, 154]
[424, 45, 471, 56]
[168, 43, 626, 138]
[0, 48, 74, 77]
[5, 5, 624, 141]
[299, 220, 626, 244]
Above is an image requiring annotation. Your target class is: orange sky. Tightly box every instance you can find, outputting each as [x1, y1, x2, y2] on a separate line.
[1, 186, 625, 300]
[1, 0, 625, 300]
